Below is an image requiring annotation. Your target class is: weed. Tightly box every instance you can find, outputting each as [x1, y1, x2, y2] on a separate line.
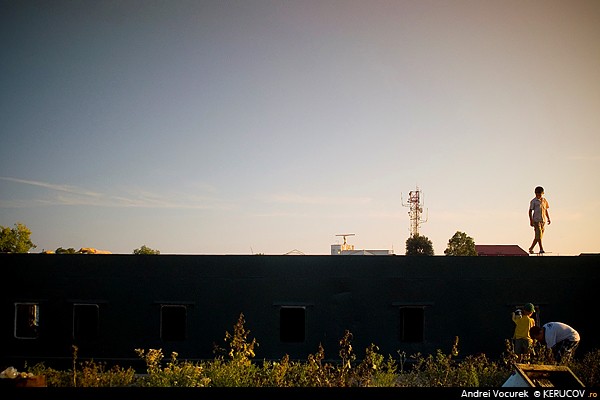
[22, 314, 599, 387]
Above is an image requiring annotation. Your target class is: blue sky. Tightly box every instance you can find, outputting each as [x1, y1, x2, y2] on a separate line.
[1, 0, 599, 255]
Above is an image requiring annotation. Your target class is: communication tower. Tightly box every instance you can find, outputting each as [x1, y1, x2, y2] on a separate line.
[402, 186, 428, 237]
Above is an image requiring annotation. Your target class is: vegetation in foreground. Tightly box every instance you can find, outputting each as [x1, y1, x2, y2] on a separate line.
[13, 314, 599, 387]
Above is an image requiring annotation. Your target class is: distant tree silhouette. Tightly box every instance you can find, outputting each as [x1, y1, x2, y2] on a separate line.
[444, 231, 477, 256]
[405, 234, 434, 256]
[133, 245, 160, 255]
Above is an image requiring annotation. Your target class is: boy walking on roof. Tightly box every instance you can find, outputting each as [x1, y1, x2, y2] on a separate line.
[528, 186, 550, 254]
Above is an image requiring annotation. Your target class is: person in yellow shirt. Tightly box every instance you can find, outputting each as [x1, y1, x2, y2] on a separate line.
[512, 303, 536, 361]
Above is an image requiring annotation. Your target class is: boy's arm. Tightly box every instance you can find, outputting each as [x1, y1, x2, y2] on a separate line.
[529, 208, 534, 226]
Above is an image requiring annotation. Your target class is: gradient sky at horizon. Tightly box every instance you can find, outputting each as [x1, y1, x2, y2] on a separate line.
[1, 0, 599, 255]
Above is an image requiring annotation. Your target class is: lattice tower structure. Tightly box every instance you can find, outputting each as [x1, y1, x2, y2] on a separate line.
[404, 188, 426, 237]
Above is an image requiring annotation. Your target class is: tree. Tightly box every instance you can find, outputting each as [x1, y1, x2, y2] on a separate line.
[0, 222, 37, 253]
[444, 231, 477, 256]
[55, 247, 77, 254]
[405, 234, 434, 256]
[133, 245, 160, 255]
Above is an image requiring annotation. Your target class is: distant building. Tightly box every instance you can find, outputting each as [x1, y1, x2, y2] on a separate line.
[284, 249, 305, 255]
[331, 234, 393, 255]
[79, 247, 112, 254]
[331, 246, 393, 256]
[475, 245, 528, 256]
[3, 253, 598, 366]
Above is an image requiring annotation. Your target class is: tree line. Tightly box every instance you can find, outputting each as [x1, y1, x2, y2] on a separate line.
[0, 223, 159, 255]
[1, 222, 477, 256]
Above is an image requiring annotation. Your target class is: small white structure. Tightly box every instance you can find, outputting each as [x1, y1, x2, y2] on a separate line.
[331, 234, 393, 256]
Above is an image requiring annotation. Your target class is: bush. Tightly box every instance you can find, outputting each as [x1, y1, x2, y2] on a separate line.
[26, 348, 136, 387]
[22, 314, 599, 387]
[135, 348, 209, 387]
[570, 348, 600, 387]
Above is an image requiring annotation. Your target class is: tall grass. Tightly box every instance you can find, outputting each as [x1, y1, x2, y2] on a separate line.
[22, 313, 599, 387]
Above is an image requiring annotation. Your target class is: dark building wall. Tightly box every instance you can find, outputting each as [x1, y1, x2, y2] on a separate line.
[0, 253, 598, 370]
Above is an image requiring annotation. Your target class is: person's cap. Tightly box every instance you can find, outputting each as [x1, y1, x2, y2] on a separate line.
[524, 303, 535, 312]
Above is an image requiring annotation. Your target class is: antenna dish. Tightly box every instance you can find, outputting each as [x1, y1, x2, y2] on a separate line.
[334, 233, 356, 252]
[335, 233, 355, 245]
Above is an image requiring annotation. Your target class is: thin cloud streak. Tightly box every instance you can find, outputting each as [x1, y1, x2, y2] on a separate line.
[0, 176, 102, 197]
[0, 177, 230, 210]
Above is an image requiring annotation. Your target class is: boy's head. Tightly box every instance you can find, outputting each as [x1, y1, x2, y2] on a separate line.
[524, 303, 535, 315]
[535, 186, 544, 195]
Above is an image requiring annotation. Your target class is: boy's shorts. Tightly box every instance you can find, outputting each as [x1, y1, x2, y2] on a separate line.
[514, 338, 533, 355]
[533, 222, 545, 240]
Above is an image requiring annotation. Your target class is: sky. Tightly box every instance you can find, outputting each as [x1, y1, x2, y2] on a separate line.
[1, 0, 599, 256]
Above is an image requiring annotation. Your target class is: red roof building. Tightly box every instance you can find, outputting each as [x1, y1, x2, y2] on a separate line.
[475, 245, 529, 256]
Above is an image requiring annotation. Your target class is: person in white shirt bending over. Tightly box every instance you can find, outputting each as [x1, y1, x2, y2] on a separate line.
[530, 322, 580, 364]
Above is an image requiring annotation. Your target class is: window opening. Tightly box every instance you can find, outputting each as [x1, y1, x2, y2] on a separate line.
[280, 306, 305, 343]
[15, 303, 39, 339]
[399, 306, 424, 342]
[73, 304, 99, 340]
[161, 305, 187, 341]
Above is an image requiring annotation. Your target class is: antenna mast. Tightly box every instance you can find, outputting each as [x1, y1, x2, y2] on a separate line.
[402, 186, 428, 237]
[335, 233, 355, 251]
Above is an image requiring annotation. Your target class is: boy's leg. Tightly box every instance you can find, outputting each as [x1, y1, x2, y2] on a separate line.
[529, 238, 537, 253]
[524, 340, 533, 363]
[530, 223, 544, 253]
[538, 223, 545, 253]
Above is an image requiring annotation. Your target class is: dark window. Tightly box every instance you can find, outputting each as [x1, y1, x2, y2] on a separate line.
[280, 306, 305, 342]
[73, 304, 99, 340]
[399, 307, 424, 342]
[15, 303, 39, 339]
[161, 305, 187, 341]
